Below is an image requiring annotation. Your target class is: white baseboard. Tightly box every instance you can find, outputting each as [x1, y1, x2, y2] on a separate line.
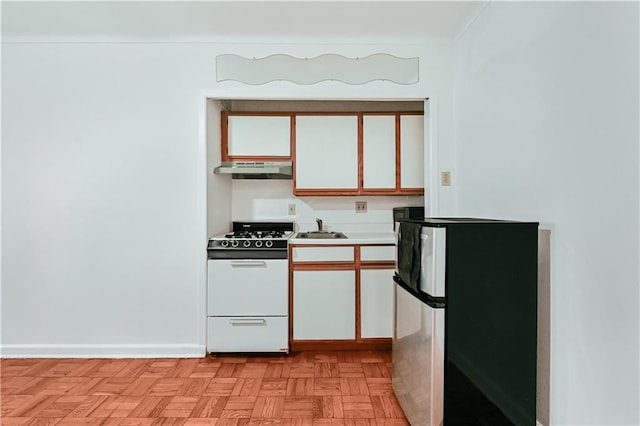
[0, 344, 206, 358]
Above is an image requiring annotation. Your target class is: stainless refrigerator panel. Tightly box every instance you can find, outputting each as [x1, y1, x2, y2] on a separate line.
[420, 227, 446, 298]
[393, 283, 444, 426]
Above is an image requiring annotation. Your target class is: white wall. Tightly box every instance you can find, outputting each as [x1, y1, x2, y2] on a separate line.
[230, 179, 423, 233]
[207, 99, 232, 238]
[2, 44, 211, 356]
[453, 2, 639, 425]
[2, 35, 454, 356]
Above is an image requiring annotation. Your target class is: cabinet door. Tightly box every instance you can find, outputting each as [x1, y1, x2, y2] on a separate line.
[363, 115, 396, 190]
[295, 115, 358, 190]
[227, 115, 291, 157]
[360, 268, 395, 338]
[293, 270, 356, 340]
[400, 115, 425, 189]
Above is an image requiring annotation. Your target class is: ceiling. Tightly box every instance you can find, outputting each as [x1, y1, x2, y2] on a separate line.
[2, 1, 489, 43]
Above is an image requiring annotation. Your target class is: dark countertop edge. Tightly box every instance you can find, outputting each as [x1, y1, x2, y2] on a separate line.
[397, 217, 540, 226]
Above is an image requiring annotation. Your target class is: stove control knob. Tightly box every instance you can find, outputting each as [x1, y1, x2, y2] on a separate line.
[230, 240, 239, 248]
[265, 240, 273, 248]
[255, 240, 263, 248]
[221, 240, 229, 248]
[243, 240, 251, 248]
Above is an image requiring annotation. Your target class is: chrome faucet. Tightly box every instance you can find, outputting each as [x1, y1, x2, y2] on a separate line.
[316, 218, 323, 232]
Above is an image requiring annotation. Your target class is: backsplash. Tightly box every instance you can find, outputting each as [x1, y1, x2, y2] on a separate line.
[231, 180, 424, 233]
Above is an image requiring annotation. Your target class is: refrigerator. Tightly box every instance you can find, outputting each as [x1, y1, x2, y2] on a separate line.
[392, 218, 538, 426]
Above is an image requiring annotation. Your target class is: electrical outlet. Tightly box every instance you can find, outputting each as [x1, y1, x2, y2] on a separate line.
[288, 203, 296, 215]
[441, 171, 452, 186]
[355, 201, 367, 213]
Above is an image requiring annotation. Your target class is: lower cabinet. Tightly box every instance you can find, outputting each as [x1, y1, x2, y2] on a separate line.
[360, 268, 395, 338]
[292, 270, 356, 340]
[290, 244, 394, 350]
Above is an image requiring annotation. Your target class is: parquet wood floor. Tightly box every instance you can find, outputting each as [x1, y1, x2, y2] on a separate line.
[1, 351, 408, 425]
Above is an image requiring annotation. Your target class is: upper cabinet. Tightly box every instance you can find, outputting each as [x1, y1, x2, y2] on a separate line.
[221, 109, 425, 196]
[222, 113, 292, 160]
[294, 115, 359, 195]
[400, 115, 425, 190]
[362, 115, 396, 191]
[295, 112, 424, 196]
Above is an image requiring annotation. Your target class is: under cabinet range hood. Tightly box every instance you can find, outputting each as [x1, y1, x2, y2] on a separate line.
[213, 161, 293, 179]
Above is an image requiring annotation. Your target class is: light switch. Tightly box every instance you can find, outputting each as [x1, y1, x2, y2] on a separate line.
[441, 171, 451, 186]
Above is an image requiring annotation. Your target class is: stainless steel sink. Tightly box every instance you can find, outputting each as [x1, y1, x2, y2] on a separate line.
[296, 231, 348, 239]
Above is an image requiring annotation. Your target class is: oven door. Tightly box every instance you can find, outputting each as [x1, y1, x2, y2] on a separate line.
[207, 259, 288, 316]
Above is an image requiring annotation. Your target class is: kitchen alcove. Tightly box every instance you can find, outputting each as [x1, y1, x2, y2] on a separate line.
[206, 98, 430, 238]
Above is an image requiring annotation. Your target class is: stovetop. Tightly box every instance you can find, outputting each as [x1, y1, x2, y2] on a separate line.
[215, 230, 293, 240]
[207, 221, 295, 259]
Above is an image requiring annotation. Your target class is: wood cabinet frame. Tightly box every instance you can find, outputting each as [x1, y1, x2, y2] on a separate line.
[289, 243, 395, 351]
[221, 111, 295, 162]
[221, 110, 425, 196]
[293, 111, 424, 196]
[359, 111, 425, 196]
[292, 112, 361, 196]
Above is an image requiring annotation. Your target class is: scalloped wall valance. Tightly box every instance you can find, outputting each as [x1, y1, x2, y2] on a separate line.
[215, 53, 419, 85]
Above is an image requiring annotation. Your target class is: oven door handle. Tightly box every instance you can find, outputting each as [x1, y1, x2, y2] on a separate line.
[229, 260, 268, 268]
[229, 319, 267, 326]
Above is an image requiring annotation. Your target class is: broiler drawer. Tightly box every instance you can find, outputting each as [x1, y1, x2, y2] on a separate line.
[207, 316, 289, 353]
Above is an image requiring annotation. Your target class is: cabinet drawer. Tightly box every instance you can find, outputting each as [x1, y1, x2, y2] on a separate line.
[292, 246, 354, 262]
[207, 316, 289, 353]
[361, 246, 396, 262]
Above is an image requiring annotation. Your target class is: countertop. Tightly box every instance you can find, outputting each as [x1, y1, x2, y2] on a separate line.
[289, 232, 395, 245]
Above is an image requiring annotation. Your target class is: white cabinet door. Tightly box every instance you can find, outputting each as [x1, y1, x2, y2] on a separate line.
[363, 115, 396, 189]
[361, 268, 395, 338]
[400, 115, 425, 189]
[295, 115, 358, 190]
[293, 270, 356, 340]
[227, 115, 291, 157]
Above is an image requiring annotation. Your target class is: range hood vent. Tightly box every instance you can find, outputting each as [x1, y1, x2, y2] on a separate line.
[213, 161, 293, 179]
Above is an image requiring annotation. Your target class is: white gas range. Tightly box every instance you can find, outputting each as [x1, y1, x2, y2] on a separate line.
[206, 221, 295, 353]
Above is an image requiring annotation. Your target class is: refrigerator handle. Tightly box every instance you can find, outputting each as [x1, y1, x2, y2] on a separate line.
[422, 291, 446, 309]
[394, 274, 446, 309]
[420, 227, 447, 298]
